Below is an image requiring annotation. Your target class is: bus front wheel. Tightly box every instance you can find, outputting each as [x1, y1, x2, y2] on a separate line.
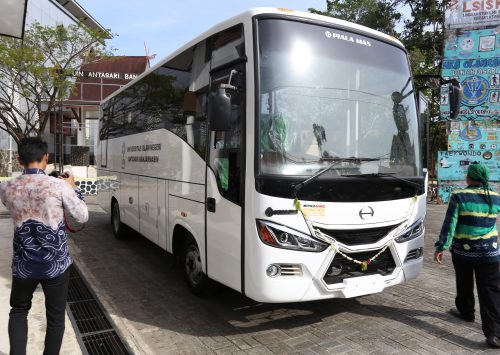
[111, 201, 125, 239]
[183, 238, 217, 297]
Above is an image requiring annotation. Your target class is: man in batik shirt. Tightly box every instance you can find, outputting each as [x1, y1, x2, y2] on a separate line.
[0, 137, 88, 355]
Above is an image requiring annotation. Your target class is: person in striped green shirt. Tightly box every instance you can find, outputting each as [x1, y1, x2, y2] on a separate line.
[434, 163, 500, 349]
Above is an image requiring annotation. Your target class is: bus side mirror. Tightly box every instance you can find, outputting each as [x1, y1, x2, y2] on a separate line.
[209, 88, 231, 131]
[448, 79, 462, 120]
[414, 74, 462, 120]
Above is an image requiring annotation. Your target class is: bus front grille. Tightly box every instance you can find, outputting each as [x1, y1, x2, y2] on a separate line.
[316, 224, 399, 246]
[323, 248, 396, 285]
[404, 247, 423, 262]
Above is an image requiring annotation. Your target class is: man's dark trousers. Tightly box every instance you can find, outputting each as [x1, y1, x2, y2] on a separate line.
[452, 254, 500, 338]
[9, 268, 70, 355]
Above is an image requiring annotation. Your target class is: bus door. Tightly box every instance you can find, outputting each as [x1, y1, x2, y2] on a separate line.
[206, 64, 245, 291]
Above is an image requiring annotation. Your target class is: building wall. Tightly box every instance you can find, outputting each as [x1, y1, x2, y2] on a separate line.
[26, 0, 78, 27]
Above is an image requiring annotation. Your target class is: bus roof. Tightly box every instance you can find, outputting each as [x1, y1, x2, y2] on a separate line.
[101, 7, 405, 105]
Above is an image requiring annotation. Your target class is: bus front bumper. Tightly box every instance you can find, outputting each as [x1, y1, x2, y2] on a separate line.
[245, 233, 424, 303]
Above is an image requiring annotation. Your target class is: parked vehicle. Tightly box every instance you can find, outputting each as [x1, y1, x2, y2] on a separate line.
[97, 8, 459, 302]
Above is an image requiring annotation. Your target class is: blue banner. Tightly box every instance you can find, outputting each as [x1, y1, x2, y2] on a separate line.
[438, 181, 500, 204]
[447, 119, 499, 150]
[438, 150, 499, 181]
[438, 181, 467, 203]
[440, 29, 500, 121]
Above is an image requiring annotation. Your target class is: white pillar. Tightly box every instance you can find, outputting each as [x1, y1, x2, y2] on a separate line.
[76, 109, 85, 146]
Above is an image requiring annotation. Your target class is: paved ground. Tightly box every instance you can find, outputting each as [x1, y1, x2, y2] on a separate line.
[65, 199, 499, 355]
[0, 197, 498, 354]
[0, 210, 81, 354]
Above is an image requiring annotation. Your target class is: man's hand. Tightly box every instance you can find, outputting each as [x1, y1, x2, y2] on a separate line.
[61, 171, 77, 189]
[434, 251, 444, 264]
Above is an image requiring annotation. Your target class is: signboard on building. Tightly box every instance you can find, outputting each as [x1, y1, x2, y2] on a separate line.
[438, 150, 499, 181]
[447, 119, 499, 150]
[73, 70, 139, 81]
[65, 56, 148, 107]
[445, 0, 500, 29]
[440, 29, 500, 120]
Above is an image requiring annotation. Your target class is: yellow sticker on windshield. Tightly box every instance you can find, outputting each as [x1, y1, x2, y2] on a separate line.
[302, 204, 325, 217]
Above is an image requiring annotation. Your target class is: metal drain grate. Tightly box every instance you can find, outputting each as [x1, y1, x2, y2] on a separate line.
[69, 300, 113, 333]
[83, 331, 130, 355]
[68, 271, 94, 303]
[67, 264, 130, 355]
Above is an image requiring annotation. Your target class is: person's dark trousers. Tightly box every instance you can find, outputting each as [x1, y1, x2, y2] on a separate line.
[8, 268, 70, 355]
[452, 254, 500, 338]
[452, 255, 476, 320]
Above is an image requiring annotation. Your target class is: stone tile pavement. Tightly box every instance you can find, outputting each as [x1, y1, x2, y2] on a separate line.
[0, 198, 498, 354]
[0, 204, 81, 355]
[65, 199, 499, 355]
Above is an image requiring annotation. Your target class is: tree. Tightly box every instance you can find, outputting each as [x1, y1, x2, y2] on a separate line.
[0, 22, 111, 144]
[400, 1, 450, 177]
[309, 0, 402, 35]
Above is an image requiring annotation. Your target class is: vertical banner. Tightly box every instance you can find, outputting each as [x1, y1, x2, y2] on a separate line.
[0, 0, 28, 39]
[440, 1, 500, 203]
[440, 29, 500, 121]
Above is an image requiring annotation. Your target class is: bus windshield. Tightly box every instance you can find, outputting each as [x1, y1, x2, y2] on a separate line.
[257, 19, 421, 177]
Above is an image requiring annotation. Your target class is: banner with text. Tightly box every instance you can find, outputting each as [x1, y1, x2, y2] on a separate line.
[438, 150, 499, 181]
[445, 0, 500, 29]
[440, 29, 500, 120]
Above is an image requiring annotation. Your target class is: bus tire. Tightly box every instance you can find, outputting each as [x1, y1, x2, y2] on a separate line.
[183, 237, 217, 297]
[111, 201, 126, 240]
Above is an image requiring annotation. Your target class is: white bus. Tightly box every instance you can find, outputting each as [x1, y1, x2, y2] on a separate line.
[97, 8, 460, 302]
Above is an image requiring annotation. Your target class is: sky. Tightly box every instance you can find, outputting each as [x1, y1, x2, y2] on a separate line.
[78, 1, 325, 64]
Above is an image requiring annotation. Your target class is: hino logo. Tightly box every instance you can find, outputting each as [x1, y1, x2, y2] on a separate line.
[359, 206, 374, 220]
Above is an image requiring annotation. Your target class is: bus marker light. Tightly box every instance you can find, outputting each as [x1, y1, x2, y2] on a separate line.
[258, 223, 278, 246]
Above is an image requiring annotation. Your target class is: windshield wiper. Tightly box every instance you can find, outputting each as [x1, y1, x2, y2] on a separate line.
[291, 157, 380, 196]
[341, 173, 423, 194]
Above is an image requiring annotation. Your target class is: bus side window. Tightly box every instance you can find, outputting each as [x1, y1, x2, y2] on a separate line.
[209, 24, 244, 68]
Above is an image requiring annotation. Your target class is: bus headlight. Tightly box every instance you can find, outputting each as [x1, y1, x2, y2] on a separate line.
[395, 219, 424, 243]
[257, 220, 328, 252]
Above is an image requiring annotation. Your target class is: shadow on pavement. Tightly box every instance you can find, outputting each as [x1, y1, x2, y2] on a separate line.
[69, 208, 487, 351]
